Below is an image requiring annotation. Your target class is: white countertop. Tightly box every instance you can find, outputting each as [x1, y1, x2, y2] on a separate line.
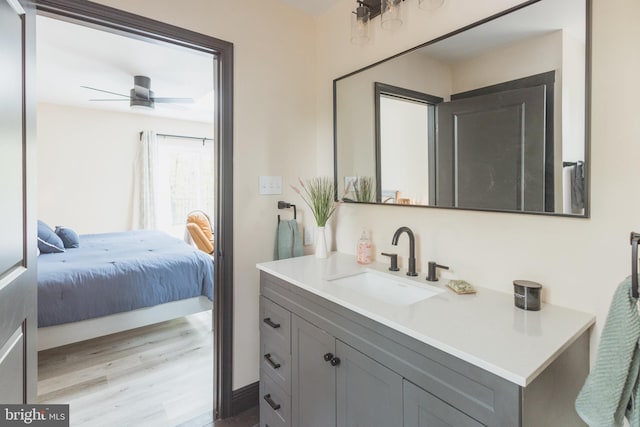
[257, 253, 595, 387]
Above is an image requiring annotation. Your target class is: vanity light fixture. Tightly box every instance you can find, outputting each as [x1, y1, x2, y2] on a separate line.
[381, 0, 403, 30]
[350, 0, 445, 45]
[351, 1, 371, 45]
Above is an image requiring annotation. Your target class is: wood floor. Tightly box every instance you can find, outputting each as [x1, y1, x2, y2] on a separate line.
[38, 311, 258, 427]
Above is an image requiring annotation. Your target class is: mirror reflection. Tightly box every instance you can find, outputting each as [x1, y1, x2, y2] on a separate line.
[335, 0, 589, 216]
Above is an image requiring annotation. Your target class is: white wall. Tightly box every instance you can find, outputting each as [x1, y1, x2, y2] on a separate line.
[317, 0, 640, 368]
[78, 0, 640, 392]
[336, 52, 451, 195]
[37, 103, 212, 234]
[88, 0, 318, 390]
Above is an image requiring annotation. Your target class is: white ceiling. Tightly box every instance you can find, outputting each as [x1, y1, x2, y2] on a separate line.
[416, 0, 585, 63]
[35, 0, 338, 122]
[36, 15, 215, 123]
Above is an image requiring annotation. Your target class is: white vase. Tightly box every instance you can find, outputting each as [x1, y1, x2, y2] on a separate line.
[315, 226, 328, 259]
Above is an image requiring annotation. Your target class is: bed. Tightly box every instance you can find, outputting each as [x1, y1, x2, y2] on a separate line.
[37, 230, 214, 350]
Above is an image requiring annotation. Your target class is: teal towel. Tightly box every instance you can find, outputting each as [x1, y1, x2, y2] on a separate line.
[274, 220, 303, 260]
[575, 276, 640, 426]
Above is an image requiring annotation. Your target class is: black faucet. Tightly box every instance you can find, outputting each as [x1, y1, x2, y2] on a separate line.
[391, 226, 418, 276]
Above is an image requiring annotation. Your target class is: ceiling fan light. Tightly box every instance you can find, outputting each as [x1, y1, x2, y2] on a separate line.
[130, 98, 155, 110]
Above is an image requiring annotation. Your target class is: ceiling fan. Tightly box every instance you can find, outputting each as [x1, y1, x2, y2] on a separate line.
[81, 75, 194, 109]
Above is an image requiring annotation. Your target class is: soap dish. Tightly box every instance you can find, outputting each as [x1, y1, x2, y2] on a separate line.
[446, 280, 476, 295]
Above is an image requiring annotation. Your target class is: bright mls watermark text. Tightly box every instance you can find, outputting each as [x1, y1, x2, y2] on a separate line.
[0, 405, 69, 427]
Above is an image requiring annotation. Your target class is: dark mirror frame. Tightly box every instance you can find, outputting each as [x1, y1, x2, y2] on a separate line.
[333, 0, 591, 218]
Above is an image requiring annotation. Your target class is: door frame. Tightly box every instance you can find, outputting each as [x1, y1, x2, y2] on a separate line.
[34, 0, 235, 418]
[374, 82, 443, 204]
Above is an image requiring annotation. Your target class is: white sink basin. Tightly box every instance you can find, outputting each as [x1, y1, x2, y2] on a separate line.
[326, 269, 442, 306]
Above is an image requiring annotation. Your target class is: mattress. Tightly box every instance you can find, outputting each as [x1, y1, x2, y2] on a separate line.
[37, 230, 214, 327]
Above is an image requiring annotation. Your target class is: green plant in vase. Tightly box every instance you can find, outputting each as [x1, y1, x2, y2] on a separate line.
[353, 176, 374, 202]
[292, 177, 343, 258]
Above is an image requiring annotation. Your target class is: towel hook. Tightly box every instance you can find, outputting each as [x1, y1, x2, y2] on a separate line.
[631, 232, 640, 298]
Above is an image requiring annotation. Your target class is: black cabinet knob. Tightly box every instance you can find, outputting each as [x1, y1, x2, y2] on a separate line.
[330, 357, 341, 366]
[323, 352, 334, 362]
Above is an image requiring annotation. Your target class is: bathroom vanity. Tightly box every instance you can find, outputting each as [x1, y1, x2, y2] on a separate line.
[256, 254, 594, 427]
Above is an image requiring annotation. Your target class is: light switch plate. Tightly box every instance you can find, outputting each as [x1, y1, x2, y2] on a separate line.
[259, 176, 282, 195]
[303, 227, 313, 246]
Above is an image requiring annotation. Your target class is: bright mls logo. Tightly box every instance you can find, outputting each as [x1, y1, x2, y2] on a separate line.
[0, 405, 69, 426]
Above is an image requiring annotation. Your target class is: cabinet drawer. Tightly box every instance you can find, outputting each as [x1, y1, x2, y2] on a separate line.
[261, 338, 291, 394]
[404, 380, 484, 427]
[260, 374, 291, 427]
[261, 297, 291, 353]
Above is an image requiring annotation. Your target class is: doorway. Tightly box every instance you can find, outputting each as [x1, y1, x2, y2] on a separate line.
[35, 0, 234, 419]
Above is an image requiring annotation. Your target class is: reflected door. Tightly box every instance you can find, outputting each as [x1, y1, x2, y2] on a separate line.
[435, 85, 546, 211]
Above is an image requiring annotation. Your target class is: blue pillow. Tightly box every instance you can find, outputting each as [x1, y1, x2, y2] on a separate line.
[37, 220, 65, 253]
[55, 226, 80, 249]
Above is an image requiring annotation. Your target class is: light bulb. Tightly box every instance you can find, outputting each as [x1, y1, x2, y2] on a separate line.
[351, 3, 370, 45]
[381, 0, 402, 30]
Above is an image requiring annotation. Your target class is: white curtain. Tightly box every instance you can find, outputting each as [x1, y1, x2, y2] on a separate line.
[132, 130, 160, 229]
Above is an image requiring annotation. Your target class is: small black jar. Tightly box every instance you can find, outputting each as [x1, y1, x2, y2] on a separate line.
[513, 280, 542, 311]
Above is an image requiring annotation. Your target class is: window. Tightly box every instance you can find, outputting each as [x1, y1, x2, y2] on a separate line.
[156, 137, 214, 238]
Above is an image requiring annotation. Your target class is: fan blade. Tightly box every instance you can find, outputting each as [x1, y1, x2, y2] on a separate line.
[81, 86, 129, 98]
[153, 97, 195, 104]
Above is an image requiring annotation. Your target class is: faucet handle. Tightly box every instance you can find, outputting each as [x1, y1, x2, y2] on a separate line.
[426, 261, 449, 282]
[380, 252, 400, 271]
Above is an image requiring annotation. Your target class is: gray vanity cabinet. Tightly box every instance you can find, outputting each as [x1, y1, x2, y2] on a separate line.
[290, 314, 403, 427]
[335, 340, 403, 426]
[404, 380, 484, 427]
[260, 271, 589, 427]
[291, 315, 335, 427]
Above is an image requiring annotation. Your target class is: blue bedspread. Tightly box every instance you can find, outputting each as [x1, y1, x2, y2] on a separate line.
[37, 230, 214, 327]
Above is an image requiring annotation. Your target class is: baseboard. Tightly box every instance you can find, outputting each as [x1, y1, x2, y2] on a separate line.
[231, 381, 259, 416]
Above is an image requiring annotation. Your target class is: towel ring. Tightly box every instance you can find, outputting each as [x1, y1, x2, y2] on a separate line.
[277, 201, 296, 223]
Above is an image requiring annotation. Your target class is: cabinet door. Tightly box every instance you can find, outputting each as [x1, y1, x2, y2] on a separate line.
[404, 380, 485, 427]
[291, 315, 336, 427]
[336, 340, 403, 427]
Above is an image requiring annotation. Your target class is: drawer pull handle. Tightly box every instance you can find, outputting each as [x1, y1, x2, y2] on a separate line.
[264, 353, 281, 369]
[330, 357, 341, 367]
[323, 352, 334, 362]
[263, 317, 281, 329]
[264, 394, 281, 411]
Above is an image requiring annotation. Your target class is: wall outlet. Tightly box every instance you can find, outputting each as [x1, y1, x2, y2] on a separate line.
[303, 227, 314, 246]
[259, 176, 282, 195]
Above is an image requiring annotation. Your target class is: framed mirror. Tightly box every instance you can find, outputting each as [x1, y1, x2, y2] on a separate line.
[334, 0, 590, 216]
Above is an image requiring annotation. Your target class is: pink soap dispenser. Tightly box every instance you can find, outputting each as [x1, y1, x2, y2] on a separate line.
[357, 229, 372, 264]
